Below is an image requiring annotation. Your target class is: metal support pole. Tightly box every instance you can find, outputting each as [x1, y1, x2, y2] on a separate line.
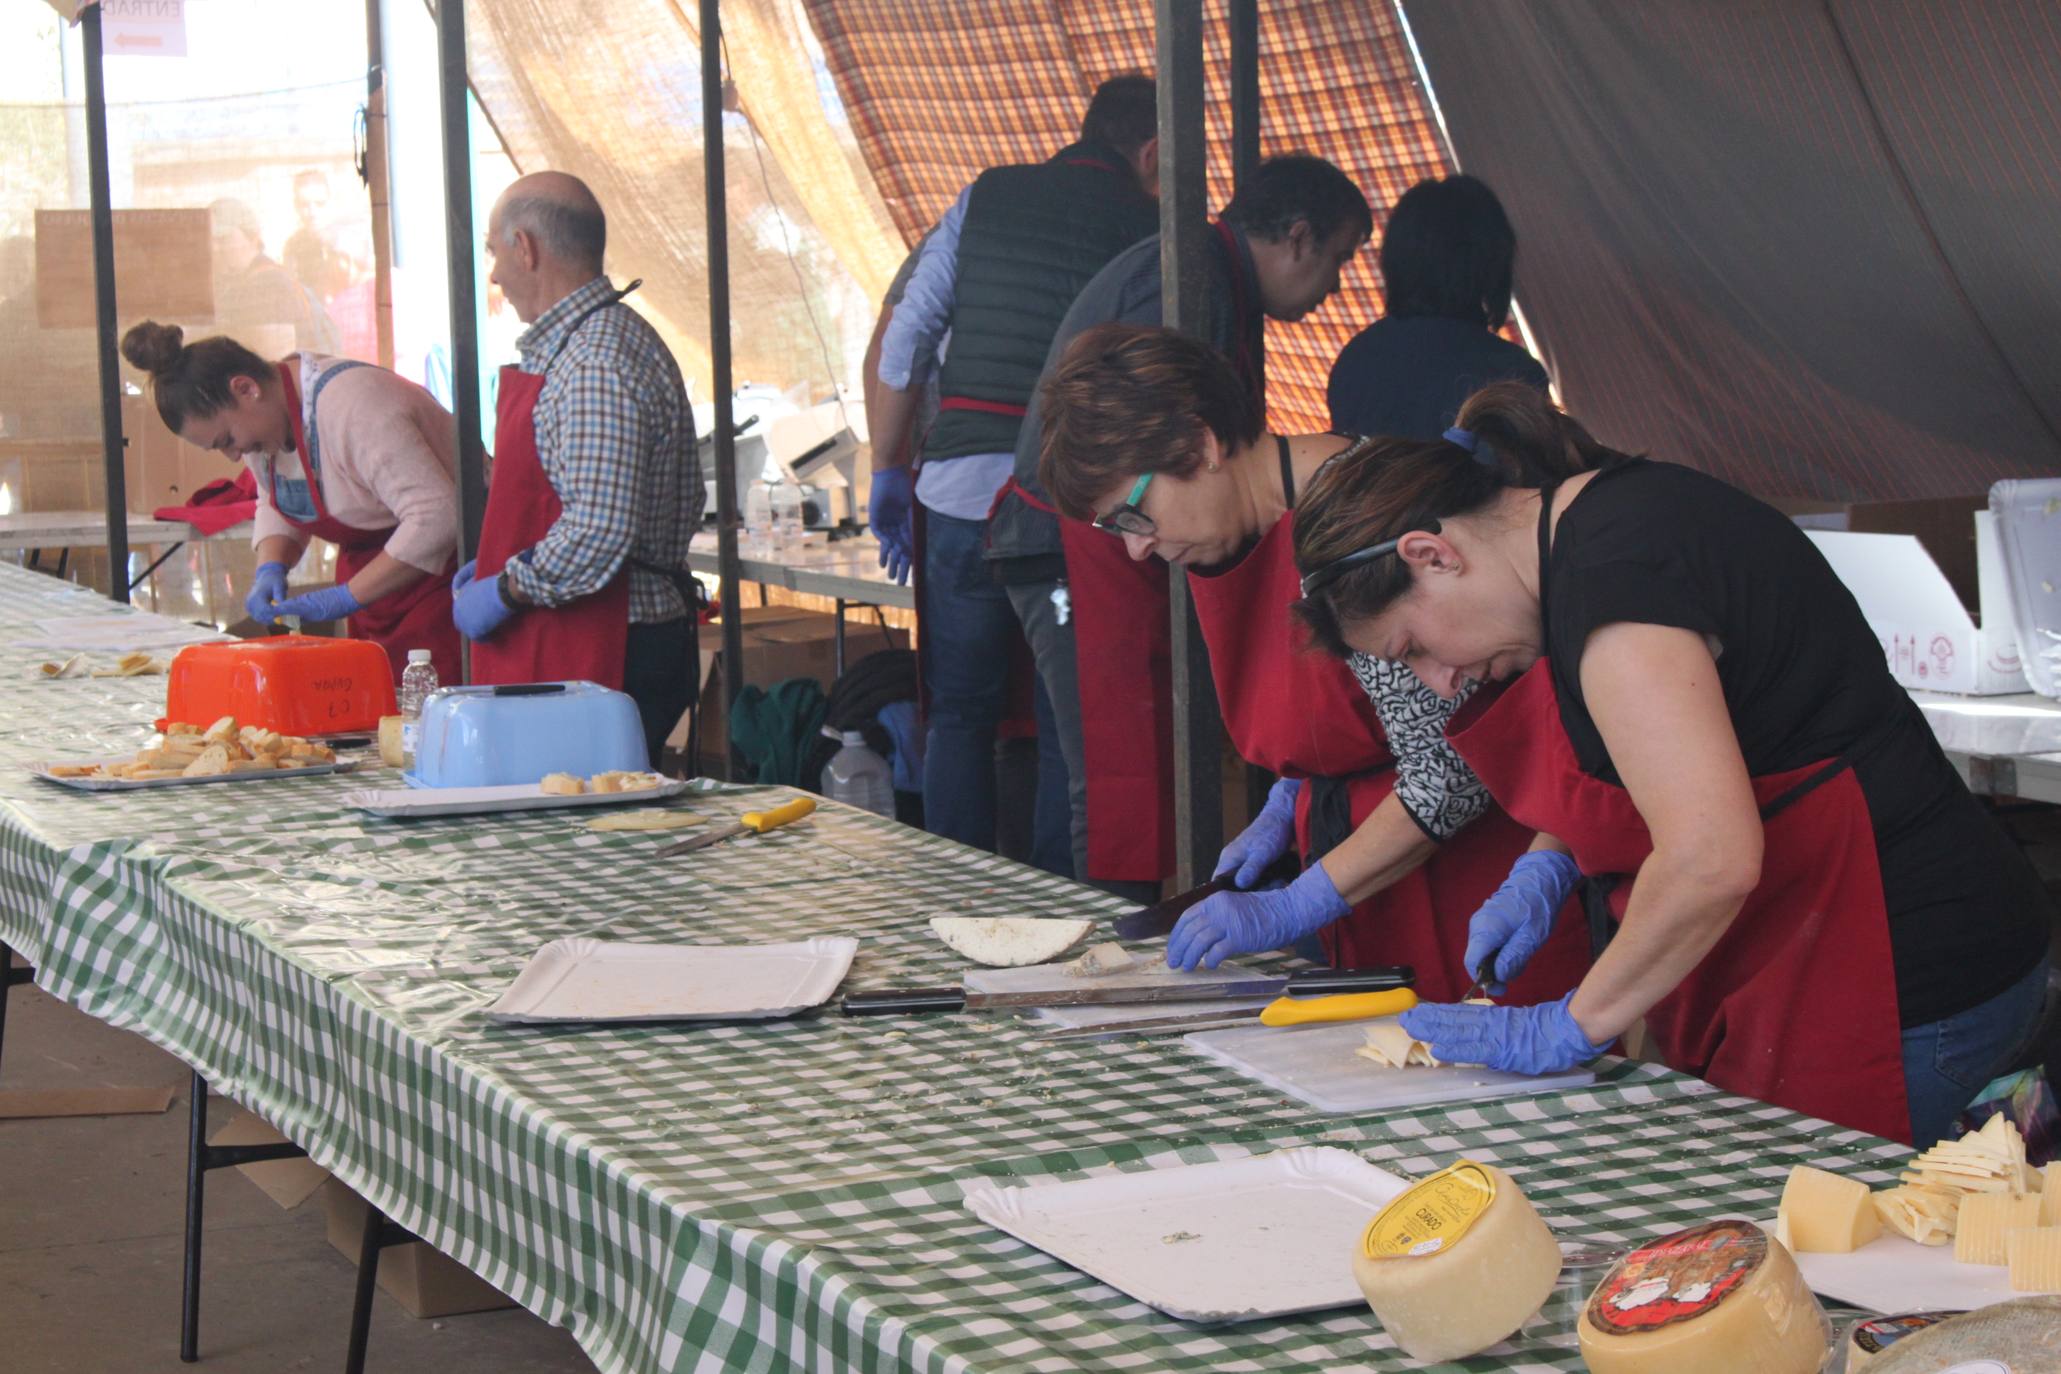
[1229, 0, 1261, 187]
[703, 0, 745, 779]
[180, 1069, 208, 1362]
[364, 0, 396, 370]
[437, 0, 486, 576]
[1156, 0, 1225, 887]
[81, 6, 128, 604]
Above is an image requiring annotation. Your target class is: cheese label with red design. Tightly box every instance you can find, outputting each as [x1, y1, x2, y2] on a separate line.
[1584, 1219, 1768, 1333]
[1360, 1160, 1496, 1259]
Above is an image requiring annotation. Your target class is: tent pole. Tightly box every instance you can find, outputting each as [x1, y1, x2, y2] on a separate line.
[436, 0, 485, 681]
[365, 0, 396, 371]
[81, 4, 128, 604]
[703, 0, 744, 780]
[1229, 0, 1260, 187]
[1156, 0, 1225, 887]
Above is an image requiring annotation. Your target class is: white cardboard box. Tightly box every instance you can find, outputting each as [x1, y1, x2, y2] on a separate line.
[1808, 513, 2027, 695]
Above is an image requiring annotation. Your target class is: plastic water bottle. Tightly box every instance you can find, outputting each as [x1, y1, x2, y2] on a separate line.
[770, 478, 804, 551]
[822, 729, 894, 816]
[744, 481, 774, 555]
[398, 648, 438, 769]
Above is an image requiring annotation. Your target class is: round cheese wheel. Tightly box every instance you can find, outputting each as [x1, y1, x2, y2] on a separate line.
[1845, 1311, 1963, 1371]
[1576, 1220, 1830, 1374]
[1350, 1160, 1562, 1363]
[1866, 1296, 2061, 1372]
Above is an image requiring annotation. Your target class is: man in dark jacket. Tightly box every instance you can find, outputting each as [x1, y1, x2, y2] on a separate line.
[870, 75, 1161, 871]
[986, 155, 1370, 900]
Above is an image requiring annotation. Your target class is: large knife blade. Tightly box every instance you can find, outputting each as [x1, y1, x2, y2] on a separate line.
[841, 964, 1412, 1016]
[1111, 874, 1237, 941]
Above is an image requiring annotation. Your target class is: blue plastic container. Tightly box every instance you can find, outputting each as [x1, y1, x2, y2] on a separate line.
[405, 681, 649, 788]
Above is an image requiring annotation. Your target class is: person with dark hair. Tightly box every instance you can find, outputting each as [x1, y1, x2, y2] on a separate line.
[869, 74, 1162, 873]
[987, 154, 1371, 901]
[118, 319, 462, 681]
[1289, 382, 2053, 1146]
[283, 169, 352, 305]
[461, 170, 701, 768]
[1037, 324, 1587, 1001]
[211, 196, 339, 354]
[1326, 174, 1548, 441]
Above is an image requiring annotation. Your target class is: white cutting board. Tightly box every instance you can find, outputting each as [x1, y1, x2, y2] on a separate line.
[963, 1147, 1408, 1322]
[965, 957, 1257, 1000]
[1783, 1221, 2017, 1314]
[1186, 1019, 1594, 1114]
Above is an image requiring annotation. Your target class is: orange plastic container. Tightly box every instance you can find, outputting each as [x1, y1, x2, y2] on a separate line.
[156, 635, 398, 736]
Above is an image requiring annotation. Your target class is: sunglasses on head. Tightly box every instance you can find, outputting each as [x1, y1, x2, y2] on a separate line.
[1297, 520, 1440, 598]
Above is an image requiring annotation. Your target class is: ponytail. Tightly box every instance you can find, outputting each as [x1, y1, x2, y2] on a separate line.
[118, 320, 272, 434]
[1291, 382, 1622, 657]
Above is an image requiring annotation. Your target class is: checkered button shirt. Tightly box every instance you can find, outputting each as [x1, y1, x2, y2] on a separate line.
[507, 276, 701, 623]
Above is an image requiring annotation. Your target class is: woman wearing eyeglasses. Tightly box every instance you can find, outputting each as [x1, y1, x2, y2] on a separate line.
[1037, 323, 1589, 1004]
[1287, 381, 2050, 1146]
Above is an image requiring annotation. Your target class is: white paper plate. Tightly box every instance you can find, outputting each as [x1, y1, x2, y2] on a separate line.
[485, 935, 858, 1023]
[1185, 1019, 1594, 1115]
[346, 779, 690, 818]
[30, 757, 355, 791]
[963, 1147, 1407, 1323]
[1779, 1218, 2017, 1314]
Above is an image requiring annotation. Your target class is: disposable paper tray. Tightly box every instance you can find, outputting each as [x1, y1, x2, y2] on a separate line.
[962, 1147, 1407, 1323]
[31, 757, 355, 791]
[1186, 1019, 1594, 1114]
[347, 779, 690, 818]
[1782, 1218, 2018, 1314]
[486, 935, 858, 1023]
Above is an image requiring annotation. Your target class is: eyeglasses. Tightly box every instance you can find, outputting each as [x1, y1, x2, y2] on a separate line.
[1094, 472, 1155, 537]
[1296, 520, 1439, 598]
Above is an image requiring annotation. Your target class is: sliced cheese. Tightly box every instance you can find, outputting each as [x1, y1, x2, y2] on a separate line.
[2007, 1226, 2061, 1293]
[1354, 1001, 1493, 1070]
[2044, 1163, 2061, 1227]
[1577, 1221, 1828, 1374]
[1870, 1185, 1958, 1246]
[927, 916, 1093, 967]
[1779, 1164, 1880, 1253]
[1064, 942, 1134, 978]
[1953, 1191, 2041, 1266]
[1351, 1160, 1560, 1363]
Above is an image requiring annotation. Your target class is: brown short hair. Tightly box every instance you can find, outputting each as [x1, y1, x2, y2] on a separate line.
[1291, 382, 1622, 656]
[1038, 324, 1262, 521]
[119, 320, 271, 433]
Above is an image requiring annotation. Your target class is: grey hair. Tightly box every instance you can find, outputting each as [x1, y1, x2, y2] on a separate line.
[499, 194, 606, 273]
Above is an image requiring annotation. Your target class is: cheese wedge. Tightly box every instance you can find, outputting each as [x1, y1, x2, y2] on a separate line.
[1954, 1192, 2041, 1265]
[2043, 1163, 2061, 1227]
[2007, 1226, 2061, 1292]
[1779, 1165, 1880, 1253]
[1065, 942, 1134, 977]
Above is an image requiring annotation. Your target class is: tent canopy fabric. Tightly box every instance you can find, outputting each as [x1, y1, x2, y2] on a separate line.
[1402, 0, 2061, 501]
[802, 0, 1453, 433]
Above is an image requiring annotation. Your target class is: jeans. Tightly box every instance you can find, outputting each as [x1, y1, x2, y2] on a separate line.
[624, 617, 698, 769]
[1007, 576, 1162, 906]
[921, 510, 1069, 876]
[1901, 958, 2048, 1148]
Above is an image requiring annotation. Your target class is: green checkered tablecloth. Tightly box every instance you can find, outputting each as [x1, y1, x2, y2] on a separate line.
[0, 563, 1902, 1373]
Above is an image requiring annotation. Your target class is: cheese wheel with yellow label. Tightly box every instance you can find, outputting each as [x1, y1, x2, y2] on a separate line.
[1577, 1220, 1829, 1374]
[1350, 1160, 1561, 1363]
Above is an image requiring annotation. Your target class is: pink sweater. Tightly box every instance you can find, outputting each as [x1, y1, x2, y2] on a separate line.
[247, 355, 459, 575]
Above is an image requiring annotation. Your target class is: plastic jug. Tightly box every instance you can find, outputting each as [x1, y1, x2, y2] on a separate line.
[821, 729, 894, 816]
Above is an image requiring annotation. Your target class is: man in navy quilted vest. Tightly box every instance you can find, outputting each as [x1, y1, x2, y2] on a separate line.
[869, 75, 1161, 871]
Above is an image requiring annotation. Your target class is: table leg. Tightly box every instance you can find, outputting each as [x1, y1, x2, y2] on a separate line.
[0, 941, 30, 1081]
[180, 1069, 207, 1362]
[835, 598, 847, 677]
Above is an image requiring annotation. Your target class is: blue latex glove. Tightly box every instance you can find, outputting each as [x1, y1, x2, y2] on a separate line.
[451, 557, 478, 596]
[269, 582, 363, 625]
[244, 560, 290, 624]
[1213, 776, 1302, 888]
[452, 564, 517, 641]
[1167, 861, 1348, 971]
[1400, 992, 1610, 1076]
[1463, 849, 1582, 994]
[870, 466, 915, 585]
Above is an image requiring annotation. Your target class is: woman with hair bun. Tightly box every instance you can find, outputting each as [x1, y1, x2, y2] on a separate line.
[1289, 382, 2052, 1146]
[119, 321, 460, 682]
[1037, 323, 1588, 1006]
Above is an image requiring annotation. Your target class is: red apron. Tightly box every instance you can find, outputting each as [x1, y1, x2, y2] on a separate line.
[1448, 655, 1912, 1142]
[1186, 512, 1589, 1000]
[468, 297, 631, 689]
[275, 362, 460, 685]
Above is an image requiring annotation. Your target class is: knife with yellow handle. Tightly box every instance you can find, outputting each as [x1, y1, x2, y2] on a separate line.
[1257, 986, 1418, 1028]
[656, 795, 816, 856]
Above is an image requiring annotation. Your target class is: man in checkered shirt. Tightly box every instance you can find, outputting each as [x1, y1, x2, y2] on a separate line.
[454, 171, 702, 765]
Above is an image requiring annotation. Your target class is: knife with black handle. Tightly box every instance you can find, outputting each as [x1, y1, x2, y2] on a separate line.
[841, 964, 1413, 1016]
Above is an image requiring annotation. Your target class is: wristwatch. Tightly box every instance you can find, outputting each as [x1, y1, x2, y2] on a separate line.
[497, 568, 523, 607]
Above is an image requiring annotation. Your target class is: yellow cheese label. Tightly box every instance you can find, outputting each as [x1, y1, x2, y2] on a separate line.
[1360, 1160, 1497, 1259]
